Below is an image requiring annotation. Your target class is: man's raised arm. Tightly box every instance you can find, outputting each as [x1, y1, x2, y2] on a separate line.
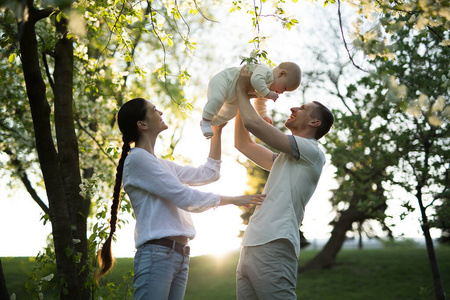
[235, 111, 274, 170]
[235, 66, 292, 154]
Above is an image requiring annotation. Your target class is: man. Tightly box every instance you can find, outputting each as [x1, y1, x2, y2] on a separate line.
[234, 67, 334, 299]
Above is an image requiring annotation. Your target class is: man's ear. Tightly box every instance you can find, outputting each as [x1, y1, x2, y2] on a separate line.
[310, 119, 321, 128]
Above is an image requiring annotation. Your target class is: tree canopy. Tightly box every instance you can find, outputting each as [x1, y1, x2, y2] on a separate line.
[0, 0, 448, 298]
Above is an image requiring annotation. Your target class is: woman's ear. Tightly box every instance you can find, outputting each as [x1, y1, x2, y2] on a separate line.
[137, 120, 147, 129]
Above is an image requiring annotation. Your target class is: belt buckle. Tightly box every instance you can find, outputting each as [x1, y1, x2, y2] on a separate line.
[182, 245, 190, 256]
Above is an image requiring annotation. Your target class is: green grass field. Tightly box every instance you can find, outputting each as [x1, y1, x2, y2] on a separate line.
[2, 247, 450, 299]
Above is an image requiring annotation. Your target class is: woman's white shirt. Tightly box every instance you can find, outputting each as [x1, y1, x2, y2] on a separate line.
[123, 147, 221, 248]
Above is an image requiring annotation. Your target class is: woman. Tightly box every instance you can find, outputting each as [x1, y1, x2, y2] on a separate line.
[96, 98, 264, 299]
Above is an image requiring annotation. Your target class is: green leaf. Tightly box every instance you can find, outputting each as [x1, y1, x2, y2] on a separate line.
[65, 247, 73, 258]
[8, 53, 16, 63]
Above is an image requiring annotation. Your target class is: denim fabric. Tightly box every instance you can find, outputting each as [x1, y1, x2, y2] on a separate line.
[133, 243, 189, 300]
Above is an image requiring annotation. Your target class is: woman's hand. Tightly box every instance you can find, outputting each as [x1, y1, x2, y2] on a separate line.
[233, 194, 266, 207]
[219, 194, 266, 207]
[211, 122, 227, 136]
[208, 123, 227, 161]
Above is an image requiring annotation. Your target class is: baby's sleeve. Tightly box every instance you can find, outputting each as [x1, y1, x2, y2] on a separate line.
[250, 65, 273, 98]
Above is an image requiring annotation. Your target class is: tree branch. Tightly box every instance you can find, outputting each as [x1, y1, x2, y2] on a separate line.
[192, 0, 217, 23]
[42, 50, 55, 92]
[374, 0, 449, 48]
[147, 0, 178, 105]
[426, 26, 450, 49]
[19, 165, 50, 215]
[74, 118, 117, 166]
[337, 0, 368, 73]
[3, 147, 49, 215]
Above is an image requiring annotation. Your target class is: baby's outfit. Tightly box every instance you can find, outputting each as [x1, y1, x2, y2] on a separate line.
[201, 64, 274, 137]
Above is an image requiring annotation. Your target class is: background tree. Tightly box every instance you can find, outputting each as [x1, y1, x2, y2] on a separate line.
[300, 8, 449, 299]
[1, 0, 448, 297]
[434, 198, 450, 245]
[0, 0, 207, 297]
[299, 65, 403, 271]
[379, 17, 449, 299]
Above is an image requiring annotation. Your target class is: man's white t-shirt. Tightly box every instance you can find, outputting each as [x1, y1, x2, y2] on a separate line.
[241, 135, 325, 257]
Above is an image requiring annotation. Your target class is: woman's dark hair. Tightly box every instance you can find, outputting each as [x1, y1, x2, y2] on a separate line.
[96, 98, 148, 282]
[311, 101, 334, 140]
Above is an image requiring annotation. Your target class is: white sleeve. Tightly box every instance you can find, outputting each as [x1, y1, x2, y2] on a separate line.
[161, 157, 221, 186]
[250, 65, 273, 98]
[124, 150, 220, 212]
[290, 136, 325, 166]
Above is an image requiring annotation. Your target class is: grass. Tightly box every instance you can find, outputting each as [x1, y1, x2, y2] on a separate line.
[2, 247, 450, 299]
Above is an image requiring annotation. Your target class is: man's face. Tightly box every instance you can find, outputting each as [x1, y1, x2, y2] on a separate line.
[285, 103, 317, 130]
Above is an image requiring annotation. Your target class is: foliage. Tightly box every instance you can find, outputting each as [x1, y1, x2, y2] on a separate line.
[25, 246, 58, 299]
[296, 1, 448, 282]
[0, 0, 213, 297]
[322, 9, 449, 297]
[372, 16, 449, 237]
[230, 0, 299, 67]
[348, 0, 449, 61]
[434, 198, 450, 244]
[380, 237, 420, 248]
[0, 0, 448, 296]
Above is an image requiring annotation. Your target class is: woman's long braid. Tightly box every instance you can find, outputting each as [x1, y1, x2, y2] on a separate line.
[96, 138, 131, 282]
[96, 98, 147, 283]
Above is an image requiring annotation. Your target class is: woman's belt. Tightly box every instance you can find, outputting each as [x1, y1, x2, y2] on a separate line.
[144, 238, 190, 256]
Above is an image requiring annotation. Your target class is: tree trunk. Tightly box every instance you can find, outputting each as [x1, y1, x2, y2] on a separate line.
[422, 223, 446, 300]
[18, 3, 81, 299]
[358, 221, 363, 249]
[417, 193, 446, 300]
[299, 207, 366, 272]
[0, 259, 9, 300]
[54, 16, 90, 299]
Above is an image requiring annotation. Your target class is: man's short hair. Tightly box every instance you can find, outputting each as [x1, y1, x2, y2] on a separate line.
[311, 101, 334, 140]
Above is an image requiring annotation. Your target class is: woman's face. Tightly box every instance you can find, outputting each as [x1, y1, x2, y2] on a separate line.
[142, 101, 169, 134]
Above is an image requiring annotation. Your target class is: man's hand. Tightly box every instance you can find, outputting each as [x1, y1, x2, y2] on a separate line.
[237, 65, 255, 93]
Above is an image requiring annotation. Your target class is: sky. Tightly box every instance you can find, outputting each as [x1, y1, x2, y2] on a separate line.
[0, 0, 437, 259]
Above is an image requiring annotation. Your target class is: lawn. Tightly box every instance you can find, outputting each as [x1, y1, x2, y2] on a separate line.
[2, 246, 450, 299]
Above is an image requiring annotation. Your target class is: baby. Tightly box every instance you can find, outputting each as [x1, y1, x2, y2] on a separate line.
[201, 62, 302, 138]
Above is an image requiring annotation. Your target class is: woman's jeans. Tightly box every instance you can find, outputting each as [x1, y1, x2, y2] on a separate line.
[133, 243, 189, 300]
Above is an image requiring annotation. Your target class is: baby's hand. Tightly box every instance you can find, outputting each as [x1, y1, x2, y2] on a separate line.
[266, 91, 279, 101]
[262, 116, 273, 125]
